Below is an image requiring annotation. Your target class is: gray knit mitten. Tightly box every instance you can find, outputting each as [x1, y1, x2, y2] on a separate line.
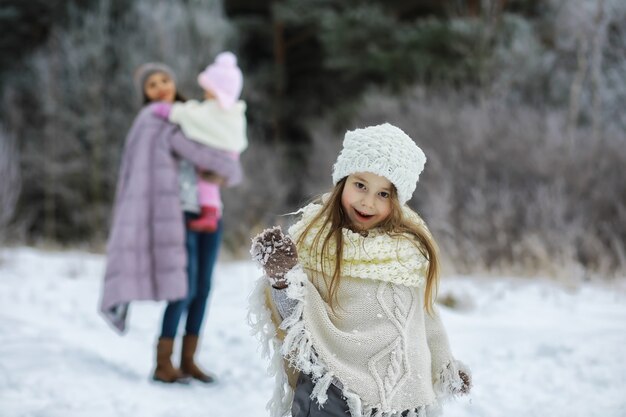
[250, 226, 298, 289]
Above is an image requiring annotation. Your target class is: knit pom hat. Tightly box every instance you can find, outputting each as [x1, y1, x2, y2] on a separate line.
[133, 62, 176, 98]
[197, 51, 243, 109]
[332, 123, 426, 204]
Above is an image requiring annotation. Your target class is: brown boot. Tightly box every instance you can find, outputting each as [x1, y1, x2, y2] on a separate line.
[152, 337, 188, 383]
[181, 334, 216, 383]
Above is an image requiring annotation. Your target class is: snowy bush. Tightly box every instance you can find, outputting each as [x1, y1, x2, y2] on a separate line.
[2, 0, 231, 243]
[328, 86, 626, 278]
[221, 136, 292, 257]
[1, 0, 625, 279]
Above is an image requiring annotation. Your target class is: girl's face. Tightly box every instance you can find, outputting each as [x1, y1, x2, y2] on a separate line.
[341, 172, 393, 231]
[143, 72, 176, 103]
[203, 88, 216, 100]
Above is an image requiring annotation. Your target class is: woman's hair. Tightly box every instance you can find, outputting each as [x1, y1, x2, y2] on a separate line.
[296, 177, 440, 315]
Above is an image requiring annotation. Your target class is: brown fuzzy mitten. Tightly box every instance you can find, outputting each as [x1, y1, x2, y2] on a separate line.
[250, 226, 298, 289]
[459, 370, 472, 394]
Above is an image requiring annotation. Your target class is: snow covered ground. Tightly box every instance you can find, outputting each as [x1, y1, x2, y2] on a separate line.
[0, 247, 625, 417]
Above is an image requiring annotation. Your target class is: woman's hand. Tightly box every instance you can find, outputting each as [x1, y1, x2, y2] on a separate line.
[250, 226, 298, 289]
[199, 171, 226, 185]
[151, 102, 172, 119]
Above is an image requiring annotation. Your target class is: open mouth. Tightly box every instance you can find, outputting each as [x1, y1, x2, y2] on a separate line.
[353, 208, 374, 221]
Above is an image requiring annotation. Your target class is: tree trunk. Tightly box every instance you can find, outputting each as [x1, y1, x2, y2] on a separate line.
[272, 16, 285, 144]
[590, 0, 607, 142]
[567, 35, 589, 145]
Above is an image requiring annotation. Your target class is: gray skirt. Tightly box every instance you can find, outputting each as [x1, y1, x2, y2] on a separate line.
[291, 372, 351, 417]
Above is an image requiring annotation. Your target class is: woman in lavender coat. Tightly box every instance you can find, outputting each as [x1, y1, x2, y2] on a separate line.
[100, 63, 242, 384]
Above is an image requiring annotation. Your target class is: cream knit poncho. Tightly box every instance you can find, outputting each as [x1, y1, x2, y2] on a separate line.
[249, 203, 470, 417]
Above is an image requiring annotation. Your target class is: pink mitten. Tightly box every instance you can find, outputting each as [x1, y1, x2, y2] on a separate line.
[152, 102, 172, 119]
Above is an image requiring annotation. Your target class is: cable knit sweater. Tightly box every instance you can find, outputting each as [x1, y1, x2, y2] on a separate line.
[249, 202, 470, 417]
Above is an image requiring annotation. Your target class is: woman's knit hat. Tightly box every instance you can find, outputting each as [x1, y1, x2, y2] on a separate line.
[133, 62, 176, 97]
[197, 51, 243, 109]
[332, 123, 426, 204]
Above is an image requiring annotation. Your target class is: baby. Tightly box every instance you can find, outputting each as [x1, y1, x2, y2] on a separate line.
[154, 52, 247, 232]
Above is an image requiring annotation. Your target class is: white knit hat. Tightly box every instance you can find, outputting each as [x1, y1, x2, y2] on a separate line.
[332, 123, 426, 204]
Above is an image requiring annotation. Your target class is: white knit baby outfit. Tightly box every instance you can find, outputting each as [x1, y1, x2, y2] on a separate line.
[169, 99, 247, 153]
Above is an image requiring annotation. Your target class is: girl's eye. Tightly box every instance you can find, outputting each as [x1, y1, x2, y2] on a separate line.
[355, 182, 365, 189]
[379, 192, 389, 199]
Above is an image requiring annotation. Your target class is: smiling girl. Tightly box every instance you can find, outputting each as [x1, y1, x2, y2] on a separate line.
[250, 123, 471, 417]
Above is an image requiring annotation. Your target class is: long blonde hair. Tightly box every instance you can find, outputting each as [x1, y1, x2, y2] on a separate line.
[296, 177, 441, 315]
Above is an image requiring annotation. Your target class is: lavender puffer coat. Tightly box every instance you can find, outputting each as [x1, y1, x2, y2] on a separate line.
[100, 105, 242, 333]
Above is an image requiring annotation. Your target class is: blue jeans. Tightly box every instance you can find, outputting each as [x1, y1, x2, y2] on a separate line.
[160, 213, 223, 338]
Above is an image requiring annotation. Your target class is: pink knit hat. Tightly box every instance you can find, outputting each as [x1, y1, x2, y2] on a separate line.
[197, 52, 243, 109]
